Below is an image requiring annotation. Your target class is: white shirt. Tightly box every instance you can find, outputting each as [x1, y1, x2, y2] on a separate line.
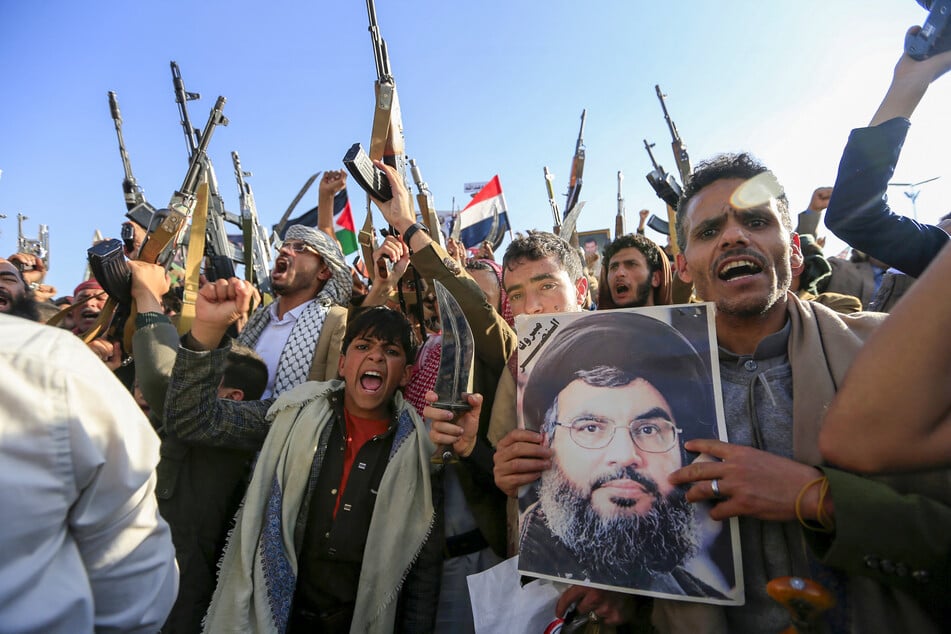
[0, 315, 178, 633]
[254, 298, 316, 399]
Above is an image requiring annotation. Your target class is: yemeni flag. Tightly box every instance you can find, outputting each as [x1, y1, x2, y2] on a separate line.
[332, 189, 357, 255]
[459, 175, 510, 249]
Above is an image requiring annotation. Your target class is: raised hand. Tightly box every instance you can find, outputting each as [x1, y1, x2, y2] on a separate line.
[191, 278, 253, 350]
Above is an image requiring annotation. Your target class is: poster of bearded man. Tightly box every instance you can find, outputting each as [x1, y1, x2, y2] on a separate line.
[516, 305, 743, 605]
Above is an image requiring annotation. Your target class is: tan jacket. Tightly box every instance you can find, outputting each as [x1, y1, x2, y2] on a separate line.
[654, 294, 950, 633]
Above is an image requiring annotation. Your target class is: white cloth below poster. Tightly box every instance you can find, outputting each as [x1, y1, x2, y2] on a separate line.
[467, 556, 565, 634]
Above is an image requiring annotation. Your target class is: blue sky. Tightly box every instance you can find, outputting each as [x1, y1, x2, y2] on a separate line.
[2, 0, 949, 293]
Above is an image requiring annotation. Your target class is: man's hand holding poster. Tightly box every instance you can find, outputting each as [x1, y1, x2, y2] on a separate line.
[515, 304, 744, 605]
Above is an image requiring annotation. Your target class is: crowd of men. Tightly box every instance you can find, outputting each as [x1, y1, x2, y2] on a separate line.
[2, 27, 951, 634]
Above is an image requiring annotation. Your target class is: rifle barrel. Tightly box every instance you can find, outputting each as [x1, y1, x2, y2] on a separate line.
[171, 61, 200, 157]
[655, 84, 680, 140]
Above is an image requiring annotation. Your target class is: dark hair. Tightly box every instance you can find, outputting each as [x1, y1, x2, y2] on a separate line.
[464, 260, 494, 273]
[343, 306, 419, 362]
[676, 153, 791, 249]
[222, 343, 268, 401]
[602, 234, 663, 278]
[523, 311, 714, 444]
[501, 231, 583, 289]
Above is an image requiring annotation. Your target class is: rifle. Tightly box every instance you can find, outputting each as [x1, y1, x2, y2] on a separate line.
[171, 61, 201, 156]
[163, 95, 229, 261]
[107, 91, 156, 229]
[170, 62, 240, 280]
[345, 0, 422, 292]
[409, 158, 444, 248]
[348, 0, 416, 269]
[232, 151, 273, 295]
[16, 213, 49, 271]
[615, 170, 625, 239]
[644, 139, 682, 209]
[200, 154, 243, 281]
[544, 166, 561, 233]
[643, 139, 682, 254]
[564, 109, 586, 217]
[655, 84, 692, 185]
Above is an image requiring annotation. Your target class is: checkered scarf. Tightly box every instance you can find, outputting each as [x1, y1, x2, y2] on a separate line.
[404, 334, 442, 416]
[238, 226, 352, 395]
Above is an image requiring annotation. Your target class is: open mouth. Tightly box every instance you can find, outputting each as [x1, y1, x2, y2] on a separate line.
[360, 370, 383, 392]
[718, 258, 763, 281]
[271, 257, 290, 278]
[0, 290, 11, 309]
[614, 282, 630, 295]
[81, 308, 100, 320]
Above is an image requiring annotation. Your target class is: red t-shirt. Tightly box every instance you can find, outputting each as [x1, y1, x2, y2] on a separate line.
[334, 409, 389, 517]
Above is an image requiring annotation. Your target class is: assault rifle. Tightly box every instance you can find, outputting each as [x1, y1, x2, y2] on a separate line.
[345, 0, 418, 272]
[643, 139, 681, 253]
[170, 62, 241, 281]
[655, 84, 692, 185]
[410, 158, 444, 248]
[564, 109, 586, 217]
[343, 0, 434, 340]
[171, 61, 201, 155]
[164, 95, 230, 265]
[107, 91, 155, 230]
[615, 171, 625, 239]
[544, 166, 561, 233]
[16, 213, 49, 271]
[232, 151, 273, 295]
[643, 139, 682, 209]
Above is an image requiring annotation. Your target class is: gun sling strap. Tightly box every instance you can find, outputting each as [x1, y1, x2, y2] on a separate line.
[178, 181, 210, 334]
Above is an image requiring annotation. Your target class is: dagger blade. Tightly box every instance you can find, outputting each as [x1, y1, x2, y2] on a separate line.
[432, 280, 474, 410]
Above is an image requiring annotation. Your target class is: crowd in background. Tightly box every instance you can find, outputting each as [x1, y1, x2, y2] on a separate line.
[2, 25, 951, 634]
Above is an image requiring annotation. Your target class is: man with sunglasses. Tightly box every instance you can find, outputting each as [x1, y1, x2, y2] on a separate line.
[236, 224, 352, 398]
[517, 311, 727, 598]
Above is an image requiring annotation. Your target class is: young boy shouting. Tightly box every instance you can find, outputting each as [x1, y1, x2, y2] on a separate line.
[165, 277, 442, 633]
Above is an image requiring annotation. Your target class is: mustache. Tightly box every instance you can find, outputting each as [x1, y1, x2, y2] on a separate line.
[591, 466, 660, 497]
[712, 247, 767, 272]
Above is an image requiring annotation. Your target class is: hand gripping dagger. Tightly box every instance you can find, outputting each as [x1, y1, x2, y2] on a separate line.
[430, 280, 475, 464]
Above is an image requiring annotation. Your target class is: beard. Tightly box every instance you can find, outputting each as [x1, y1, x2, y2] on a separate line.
[539, 462, 698, 576]
[613, 278, 652, 309]
[0, 289, 40, 322]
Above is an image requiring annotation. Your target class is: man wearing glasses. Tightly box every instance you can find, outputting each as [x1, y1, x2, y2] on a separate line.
[236, 224, 352, 398]
[517, 311, 729, 599]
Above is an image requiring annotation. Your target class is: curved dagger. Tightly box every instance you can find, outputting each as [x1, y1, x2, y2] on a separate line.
[431, 280, 475, 463]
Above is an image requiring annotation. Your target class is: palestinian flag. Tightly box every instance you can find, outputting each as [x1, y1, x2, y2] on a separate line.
[276, 188, 358, 255]
[333, 189, 357, 255]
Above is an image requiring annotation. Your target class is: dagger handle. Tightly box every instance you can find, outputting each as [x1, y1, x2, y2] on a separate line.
[430, 401, 472, 465]
[766, 576, 835, 634]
